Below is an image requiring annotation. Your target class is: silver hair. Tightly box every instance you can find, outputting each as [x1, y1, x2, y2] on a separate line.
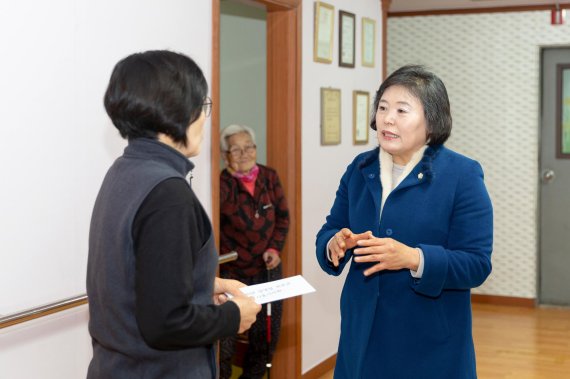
[220, 124, 257, 152]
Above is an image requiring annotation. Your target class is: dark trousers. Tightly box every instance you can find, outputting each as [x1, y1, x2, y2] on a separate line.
[219, 265, 283, 379]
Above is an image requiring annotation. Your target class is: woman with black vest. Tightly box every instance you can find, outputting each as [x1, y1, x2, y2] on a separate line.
[86, 50, 261, 379]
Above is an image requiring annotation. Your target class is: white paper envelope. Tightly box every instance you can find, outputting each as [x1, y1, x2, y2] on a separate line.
[228, 275, 316, 304]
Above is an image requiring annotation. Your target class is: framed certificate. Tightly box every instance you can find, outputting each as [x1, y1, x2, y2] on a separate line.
[314, 2, 335, 64]
[321, 88, 341, 145]
[353, 91, 370, 144]
[339, 10, 355, 68]
[361, 17, 376, 68]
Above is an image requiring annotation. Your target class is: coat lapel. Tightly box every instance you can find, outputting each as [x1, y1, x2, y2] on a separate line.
[393, 145, 440, 193]
[394, 164, 428, 192]
[358, 149, 382, 217]
[355, 145, 441, 220]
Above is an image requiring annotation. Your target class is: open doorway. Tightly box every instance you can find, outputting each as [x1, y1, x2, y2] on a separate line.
[219, 2, 268, 377]
[211, 1, 302, 378]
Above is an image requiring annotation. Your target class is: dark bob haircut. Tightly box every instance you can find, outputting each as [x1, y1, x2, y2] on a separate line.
[104, 50, 208, 146]
[370, 65, 452, 146]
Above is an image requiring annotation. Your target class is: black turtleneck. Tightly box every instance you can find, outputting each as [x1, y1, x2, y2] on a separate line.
[132, 177, 240, 348]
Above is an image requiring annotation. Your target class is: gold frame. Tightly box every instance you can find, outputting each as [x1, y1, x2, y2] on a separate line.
[313, 2, 335, 64]
[320, 87, 341, 145]
[353, 91, 370, 144]
[361, 17, 376, 68]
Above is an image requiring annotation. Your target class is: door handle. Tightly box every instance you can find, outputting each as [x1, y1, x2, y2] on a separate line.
[542, 169, 555, 184]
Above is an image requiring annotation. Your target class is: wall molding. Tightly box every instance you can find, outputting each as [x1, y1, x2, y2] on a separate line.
[302, 354, 336, 379]
[472, 294, 536, 308]
[389, 4, 570, 18]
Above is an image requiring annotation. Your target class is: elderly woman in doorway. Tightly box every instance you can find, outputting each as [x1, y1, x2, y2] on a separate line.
[218, 124, 290, 379]
[316, 65, 493, 379]
[86, 50, 261, 379]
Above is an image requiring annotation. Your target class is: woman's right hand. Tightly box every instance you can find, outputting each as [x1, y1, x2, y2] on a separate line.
[230, 295, 262, 333]
[329, 228, 372, 267]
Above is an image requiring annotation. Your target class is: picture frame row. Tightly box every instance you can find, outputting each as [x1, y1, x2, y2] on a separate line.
[321, 88, 370, 146]
[314, 2, 376, 68]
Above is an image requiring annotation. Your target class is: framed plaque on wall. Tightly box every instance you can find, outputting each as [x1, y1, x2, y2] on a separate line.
[320, 87, 341, 145]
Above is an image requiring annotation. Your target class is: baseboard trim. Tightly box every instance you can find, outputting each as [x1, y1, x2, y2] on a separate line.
[472, 294, 535, 308]
[302, 354, 336, 379]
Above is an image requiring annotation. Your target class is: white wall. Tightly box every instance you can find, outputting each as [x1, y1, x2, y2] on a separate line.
[388, 11, 570, 299]
[0, 1, 212, 377]
[301, 0, 383, 374]
[0, 307, 91, 379]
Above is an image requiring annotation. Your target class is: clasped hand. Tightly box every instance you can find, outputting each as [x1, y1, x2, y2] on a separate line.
[330, 228, 419, 276]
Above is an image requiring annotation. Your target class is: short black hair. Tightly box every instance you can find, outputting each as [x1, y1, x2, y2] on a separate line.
[370, 65, 452, 146]
[104, 50, 208, 146]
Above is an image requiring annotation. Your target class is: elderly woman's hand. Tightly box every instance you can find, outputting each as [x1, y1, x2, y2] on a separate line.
[263, 250, 281, 270]
[353, 236, 420, 276]
[329, 228, 373, 267]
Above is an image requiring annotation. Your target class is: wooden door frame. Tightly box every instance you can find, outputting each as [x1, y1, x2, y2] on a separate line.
[211, 1, 302, 378]
[381, 0, 390, 79]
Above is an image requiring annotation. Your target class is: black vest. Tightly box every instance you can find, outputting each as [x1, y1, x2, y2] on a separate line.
[87, 138, 217, 378]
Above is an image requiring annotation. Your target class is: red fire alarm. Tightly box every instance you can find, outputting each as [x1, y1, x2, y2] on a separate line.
[551, 8, 566, 25]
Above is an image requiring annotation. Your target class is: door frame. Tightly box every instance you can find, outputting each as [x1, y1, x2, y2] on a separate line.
[211, 1, 302, 377]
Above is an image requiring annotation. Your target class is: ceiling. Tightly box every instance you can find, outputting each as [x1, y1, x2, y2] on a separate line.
[389, 0, 570, 13]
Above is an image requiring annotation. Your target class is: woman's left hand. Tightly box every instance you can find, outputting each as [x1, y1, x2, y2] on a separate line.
[263, 250, 281, 270]
[213, 277, 246, 305]
[353, 236, 420, 276]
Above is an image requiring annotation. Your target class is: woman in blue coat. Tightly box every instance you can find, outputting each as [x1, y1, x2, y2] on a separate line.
[316, 65, 493, 379]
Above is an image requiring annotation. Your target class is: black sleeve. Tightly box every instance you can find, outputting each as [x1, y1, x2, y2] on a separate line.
[133, 178, 240, 350]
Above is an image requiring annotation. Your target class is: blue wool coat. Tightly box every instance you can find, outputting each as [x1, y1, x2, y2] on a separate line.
[316, 145, 493, 379]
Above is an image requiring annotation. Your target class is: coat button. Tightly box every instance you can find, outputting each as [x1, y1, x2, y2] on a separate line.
[368, 173, 375, 179]
[386, 228, 393, 236]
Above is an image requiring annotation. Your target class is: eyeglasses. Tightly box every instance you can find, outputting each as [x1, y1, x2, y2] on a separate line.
[202, 97, 212, 118]
[227, 144, 256, 158]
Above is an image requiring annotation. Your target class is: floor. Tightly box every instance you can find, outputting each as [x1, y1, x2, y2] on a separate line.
[315, 303, 570, 379]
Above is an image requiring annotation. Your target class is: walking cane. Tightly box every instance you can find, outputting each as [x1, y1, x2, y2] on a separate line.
[266, 268, 272, 379]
